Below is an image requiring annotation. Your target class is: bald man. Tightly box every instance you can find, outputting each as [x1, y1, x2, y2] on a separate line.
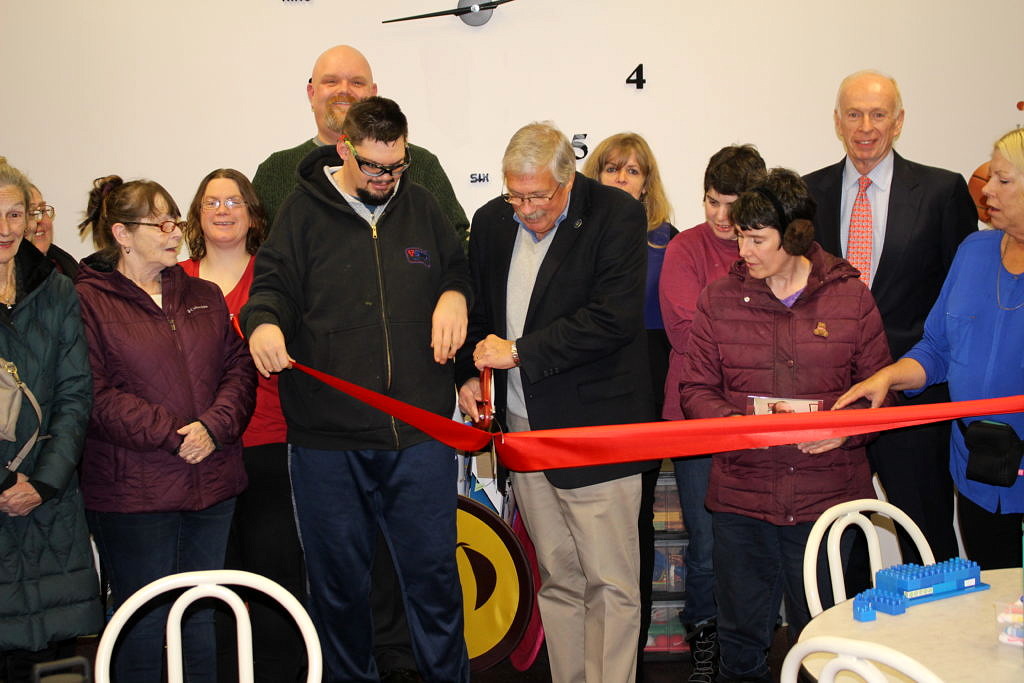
[249, 45, 470, 682]
[252, 45, 468, 244]
[804, 70, 976, 571]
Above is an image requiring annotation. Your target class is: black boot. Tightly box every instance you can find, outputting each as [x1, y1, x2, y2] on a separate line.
[684, 620, 719, 683]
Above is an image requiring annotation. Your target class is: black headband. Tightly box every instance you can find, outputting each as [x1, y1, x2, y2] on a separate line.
[753, 186, 788, 230]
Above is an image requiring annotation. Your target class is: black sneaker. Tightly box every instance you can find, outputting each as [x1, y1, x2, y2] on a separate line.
[684, 621, 719, 683]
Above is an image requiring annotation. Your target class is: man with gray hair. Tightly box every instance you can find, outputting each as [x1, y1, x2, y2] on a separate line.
[457, 122, 656, 682]
[805, 70, 975, 573]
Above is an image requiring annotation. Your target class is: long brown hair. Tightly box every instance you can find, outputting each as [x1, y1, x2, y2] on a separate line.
[184, 169, 268, 260]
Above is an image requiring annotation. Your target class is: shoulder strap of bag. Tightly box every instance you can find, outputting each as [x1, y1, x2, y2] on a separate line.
[4, 370, 44, 473]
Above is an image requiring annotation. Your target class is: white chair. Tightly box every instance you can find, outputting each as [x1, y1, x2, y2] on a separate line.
[781, 635, 944, 683]
[804, 499, 935, 616]
[94, 569, 322, 683]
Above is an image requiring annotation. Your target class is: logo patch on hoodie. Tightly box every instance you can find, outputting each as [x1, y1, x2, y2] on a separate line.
[405, 247, 431, 267]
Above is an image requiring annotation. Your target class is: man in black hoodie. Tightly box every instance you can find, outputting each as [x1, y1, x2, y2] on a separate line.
[241, 97, 471, 683]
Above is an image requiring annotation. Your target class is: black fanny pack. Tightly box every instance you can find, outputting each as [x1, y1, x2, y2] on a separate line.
[958, 420, 1024, 488]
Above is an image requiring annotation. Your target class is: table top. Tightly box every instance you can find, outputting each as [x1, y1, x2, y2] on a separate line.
[799, 567, 1024, 681]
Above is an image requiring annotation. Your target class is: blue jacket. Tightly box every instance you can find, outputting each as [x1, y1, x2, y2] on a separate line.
[905, 230, 1024, 513]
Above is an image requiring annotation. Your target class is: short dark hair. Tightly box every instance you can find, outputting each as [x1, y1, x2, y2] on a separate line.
[184, 168, 268, 260]
[340, 96, 408, 145]
[703, 144, 767, 196]
[732, 168, 816, 256]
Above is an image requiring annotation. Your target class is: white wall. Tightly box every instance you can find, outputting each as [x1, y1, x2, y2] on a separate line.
[2, 0, 1021, 258]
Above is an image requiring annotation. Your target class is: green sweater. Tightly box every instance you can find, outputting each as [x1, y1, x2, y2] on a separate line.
[252, 139, 469, 247]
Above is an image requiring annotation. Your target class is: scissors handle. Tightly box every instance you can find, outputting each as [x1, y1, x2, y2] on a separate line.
[473, 367, 494, 430]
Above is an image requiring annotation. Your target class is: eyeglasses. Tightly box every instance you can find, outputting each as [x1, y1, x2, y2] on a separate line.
[200, 198, 246, 211]
[28, 205, 55, 220]
[124, 220, 186, 233]
[501, 184, 563, 207]
[344, 140, 411, 177]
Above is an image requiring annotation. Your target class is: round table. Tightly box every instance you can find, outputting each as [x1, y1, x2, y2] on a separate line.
[799, 567, 1023, 681]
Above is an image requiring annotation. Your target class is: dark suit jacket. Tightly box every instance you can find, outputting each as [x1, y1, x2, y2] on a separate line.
[456, 173, 656, 488]
[804, 152, 977, 360]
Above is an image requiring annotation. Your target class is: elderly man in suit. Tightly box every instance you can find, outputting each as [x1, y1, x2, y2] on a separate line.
[457, 122, 656, 683]
[804, 70, 976, 568]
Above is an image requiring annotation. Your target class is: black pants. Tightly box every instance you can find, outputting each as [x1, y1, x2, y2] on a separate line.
[868, 385, 959, 563]
[636, 329, 672, 680]
[217, 443, 307, 683]
[958, 494, 1024, 569]
[1, 639, 76, 683]
[636, 467, 659, 681]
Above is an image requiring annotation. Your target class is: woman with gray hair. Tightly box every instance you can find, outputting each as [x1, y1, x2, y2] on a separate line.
[0, 158, 99, 682]
[76, 175, 255, 682]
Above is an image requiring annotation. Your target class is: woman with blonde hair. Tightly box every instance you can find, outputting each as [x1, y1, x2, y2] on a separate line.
[584, 132, 675, 680]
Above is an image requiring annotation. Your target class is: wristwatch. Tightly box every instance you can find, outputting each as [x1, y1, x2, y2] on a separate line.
[510, 340, 521, 367]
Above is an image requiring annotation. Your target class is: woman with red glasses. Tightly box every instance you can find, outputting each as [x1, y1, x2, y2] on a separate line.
[75, 175, 256, 683]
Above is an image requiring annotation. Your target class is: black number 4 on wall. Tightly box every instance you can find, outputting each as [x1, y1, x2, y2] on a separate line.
[627, 64, 646, 90]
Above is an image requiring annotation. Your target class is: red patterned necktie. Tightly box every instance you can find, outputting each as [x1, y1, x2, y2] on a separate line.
[847, 175, 873, 284]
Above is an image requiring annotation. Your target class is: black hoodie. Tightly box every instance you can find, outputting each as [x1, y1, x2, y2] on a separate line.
[241, 143, 472, 450]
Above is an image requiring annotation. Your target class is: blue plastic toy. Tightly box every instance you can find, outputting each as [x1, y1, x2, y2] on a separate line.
[851, 558, 990, 622]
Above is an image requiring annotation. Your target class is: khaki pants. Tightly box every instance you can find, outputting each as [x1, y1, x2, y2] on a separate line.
[508, 414, 641, 683]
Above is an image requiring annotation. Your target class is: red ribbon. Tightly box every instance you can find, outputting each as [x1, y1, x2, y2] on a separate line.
[288, 362, 1024, 473]
[293, 362, 492, 452]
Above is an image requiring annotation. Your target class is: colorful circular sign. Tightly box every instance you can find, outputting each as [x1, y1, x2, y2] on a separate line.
[456, 496, 534, 670]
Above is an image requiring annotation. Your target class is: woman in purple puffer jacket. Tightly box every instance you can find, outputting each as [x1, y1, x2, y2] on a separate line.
[679, 168, 893, 683]
[75, 176, 256, 683]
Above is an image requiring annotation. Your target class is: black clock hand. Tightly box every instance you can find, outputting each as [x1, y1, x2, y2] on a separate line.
[383, 0, 515, 25]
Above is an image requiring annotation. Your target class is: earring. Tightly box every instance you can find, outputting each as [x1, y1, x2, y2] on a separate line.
[123, 246, 131, 255]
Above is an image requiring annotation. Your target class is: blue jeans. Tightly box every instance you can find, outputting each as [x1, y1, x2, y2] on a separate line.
[673, 455, 715, 625]
[88, 498, 235, 683]
[289, 440, 469, 683]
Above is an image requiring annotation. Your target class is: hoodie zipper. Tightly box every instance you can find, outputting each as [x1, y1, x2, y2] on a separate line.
[369, 220, 401, 448]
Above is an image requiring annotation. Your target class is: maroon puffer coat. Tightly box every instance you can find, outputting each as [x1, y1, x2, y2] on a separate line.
[679, 243, 892, 524]
[75, 256, 256, 513]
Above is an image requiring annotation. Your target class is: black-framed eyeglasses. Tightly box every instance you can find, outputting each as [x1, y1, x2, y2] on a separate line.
[124, 219, 186, 233]
[344, 140, 411, 177]
[501, 184, 563, 207]
[28, 205, 55, 220]
[200, 198, 246, 211]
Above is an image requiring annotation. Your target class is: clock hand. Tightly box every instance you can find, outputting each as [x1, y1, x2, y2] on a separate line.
[383, 0, 515, 25]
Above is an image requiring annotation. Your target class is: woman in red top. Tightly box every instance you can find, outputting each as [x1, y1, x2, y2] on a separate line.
[182, 169, 305, 682]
